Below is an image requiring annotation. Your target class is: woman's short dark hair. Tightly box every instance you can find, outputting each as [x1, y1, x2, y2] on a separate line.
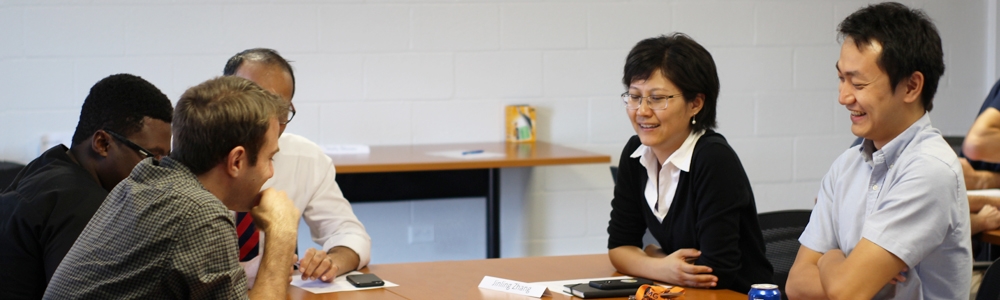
[170, 76, 289, 175]
[838, 2, 944, 111]
[622, 33, 719, 132]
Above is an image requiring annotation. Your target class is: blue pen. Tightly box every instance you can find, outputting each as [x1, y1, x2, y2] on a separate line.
[462, 150, 484, 155]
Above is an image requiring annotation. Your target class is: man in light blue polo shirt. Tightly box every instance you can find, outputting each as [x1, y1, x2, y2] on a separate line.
[786, 2, 972, 299]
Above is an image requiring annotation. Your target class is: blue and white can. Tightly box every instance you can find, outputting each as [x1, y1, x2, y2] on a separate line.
[748, 283, 780, 300]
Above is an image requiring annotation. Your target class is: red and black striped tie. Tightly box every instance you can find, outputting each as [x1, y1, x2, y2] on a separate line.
[235, 212, 259, 262]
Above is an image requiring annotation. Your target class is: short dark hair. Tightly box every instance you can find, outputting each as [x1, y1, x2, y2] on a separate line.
[838, 2, 944, 111]
[622, 33, 719, 132]
[170, 76, 289, 175]
[71, 74, 173, 146]
[223, 48, 296, 99]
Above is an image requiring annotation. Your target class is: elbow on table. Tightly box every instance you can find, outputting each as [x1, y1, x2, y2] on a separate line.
[824, 289, 859, 300]
[963, 137, 987, 161]
[784, 281, 815, 300]
[783, 273, 826, 300]
[784, 286, 852, 300]
[607, 247, 630, 272]
[820, 278, 865, 300]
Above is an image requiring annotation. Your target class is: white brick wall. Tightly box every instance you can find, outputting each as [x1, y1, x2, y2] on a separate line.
[363, 53, 453, 100]
[25, 6, 126, 57]
[793, 46, 842, 90]
[0, 0, 994, 261]
[756, 91, 835, 136]
[412, 5, 499, 51]
[713, 47, 795, 92]
[0, 8, 23, 58]
[125, 5, 226, 55]
[320, 101, 412, 145]
[292, 54, 365, 102]
[73, 57, 174, 101]
[672, 2, 755, 46]
[543, 49, 626, 97]
[586, 3, 672, 49]
[455, 51, 542, 98]
[756, 2, 836, 46]
[1, 59, 76, 111]
[500, 4, 587, 49]
[532, 98, 589, 144]
[729, 137, 795, 183]
[715, 91, 757, 138]
[794, 136, 857, 181]
[319, 5, 410, 52]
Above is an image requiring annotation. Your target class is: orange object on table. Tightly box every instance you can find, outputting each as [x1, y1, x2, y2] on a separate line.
[635, 284, 685, 299]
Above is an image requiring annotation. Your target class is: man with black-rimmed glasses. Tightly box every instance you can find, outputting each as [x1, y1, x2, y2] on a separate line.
[0, 74, 173, 299]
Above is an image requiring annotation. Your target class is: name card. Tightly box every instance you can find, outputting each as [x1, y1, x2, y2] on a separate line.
[478, 276, 547, 298]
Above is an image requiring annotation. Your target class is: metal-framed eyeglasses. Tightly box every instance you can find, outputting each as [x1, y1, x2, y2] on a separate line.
[104, 130, 156, 160]
[621, 92, 683, 110]
[282, 102, 297, 125]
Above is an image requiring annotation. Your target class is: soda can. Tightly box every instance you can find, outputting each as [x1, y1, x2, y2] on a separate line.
[748, 284, 780, 300]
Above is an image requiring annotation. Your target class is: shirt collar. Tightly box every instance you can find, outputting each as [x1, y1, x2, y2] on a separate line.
[630, 130, 705, 172]
[857, 113, 932, 166]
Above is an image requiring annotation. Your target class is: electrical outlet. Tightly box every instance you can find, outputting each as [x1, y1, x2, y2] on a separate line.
[408, 225, 434, 244]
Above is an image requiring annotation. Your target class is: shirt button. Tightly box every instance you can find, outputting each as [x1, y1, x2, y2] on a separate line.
[872, 185, 879, 191]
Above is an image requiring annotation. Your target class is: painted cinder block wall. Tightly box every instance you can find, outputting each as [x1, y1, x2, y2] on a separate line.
[0, 0, 993, 262]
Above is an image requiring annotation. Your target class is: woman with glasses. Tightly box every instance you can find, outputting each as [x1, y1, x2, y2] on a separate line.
[607, 33, 773, 293]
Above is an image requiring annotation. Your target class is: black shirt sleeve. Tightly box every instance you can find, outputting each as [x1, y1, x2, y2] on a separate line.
[687, 140, 756, 290]
[607, 136, 648, 249]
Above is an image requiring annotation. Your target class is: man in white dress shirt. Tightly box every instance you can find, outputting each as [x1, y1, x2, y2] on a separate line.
[223, 48, 371, 284]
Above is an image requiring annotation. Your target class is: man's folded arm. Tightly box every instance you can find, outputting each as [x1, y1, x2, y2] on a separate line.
[786, 246, 827, 300]
[816, 238, 907, 300]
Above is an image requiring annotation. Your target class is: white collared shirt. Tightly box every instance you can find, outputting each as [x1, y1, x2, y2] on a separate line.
[630, 130, 704, 222]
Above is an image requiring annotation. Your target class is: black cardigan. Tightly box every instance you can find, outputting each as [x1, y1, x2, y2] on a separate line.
[607, 132, 773, 293]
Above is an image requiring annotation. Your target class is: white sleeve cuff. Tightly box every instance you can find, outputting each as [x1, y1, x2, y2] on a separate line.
[322, 233, 372, 269]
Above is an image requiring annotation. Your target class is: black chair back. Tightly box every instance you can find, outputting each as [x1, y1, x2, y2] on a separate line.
[610, 166, 618, 183]
[758, 209, 812, 300]
[979, 257, 1000, 300]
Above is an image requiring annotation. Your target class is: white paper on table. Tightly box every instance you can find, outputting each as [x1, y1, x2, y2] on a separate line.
[478, 276, 549, 297]
[427, 150, 505, 159]
[290, 271, 398, 294]
[323, 144, 371, 155]
[968, 189, 1000, 197]
[530, 276, 633, 296]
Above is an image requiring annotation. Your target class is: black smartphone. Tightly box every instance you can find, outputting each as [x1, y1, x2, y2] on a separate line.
[588, 277, 653, 290]
[346, 273, 385, 287]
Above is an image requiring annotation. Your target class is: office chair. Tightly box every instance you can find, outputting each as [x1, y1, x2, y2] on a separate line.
[977, 258, 1000, 300]
[610, 166, 618, 183]
[0, 161, 24, 191]
[757, 209, 812, 300]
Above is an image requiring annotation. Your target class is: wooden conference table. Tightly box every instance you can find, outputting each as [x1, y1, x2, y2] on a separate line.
[290, 254, 747, 300]
[330, 142, 610, 258]
[984, 230, 1000, 245]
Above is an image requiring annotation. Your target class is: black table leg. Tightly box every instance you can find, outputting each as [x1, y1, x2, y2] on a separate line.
[486, 168, 501, 258]
[336, 169, 502, 259]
